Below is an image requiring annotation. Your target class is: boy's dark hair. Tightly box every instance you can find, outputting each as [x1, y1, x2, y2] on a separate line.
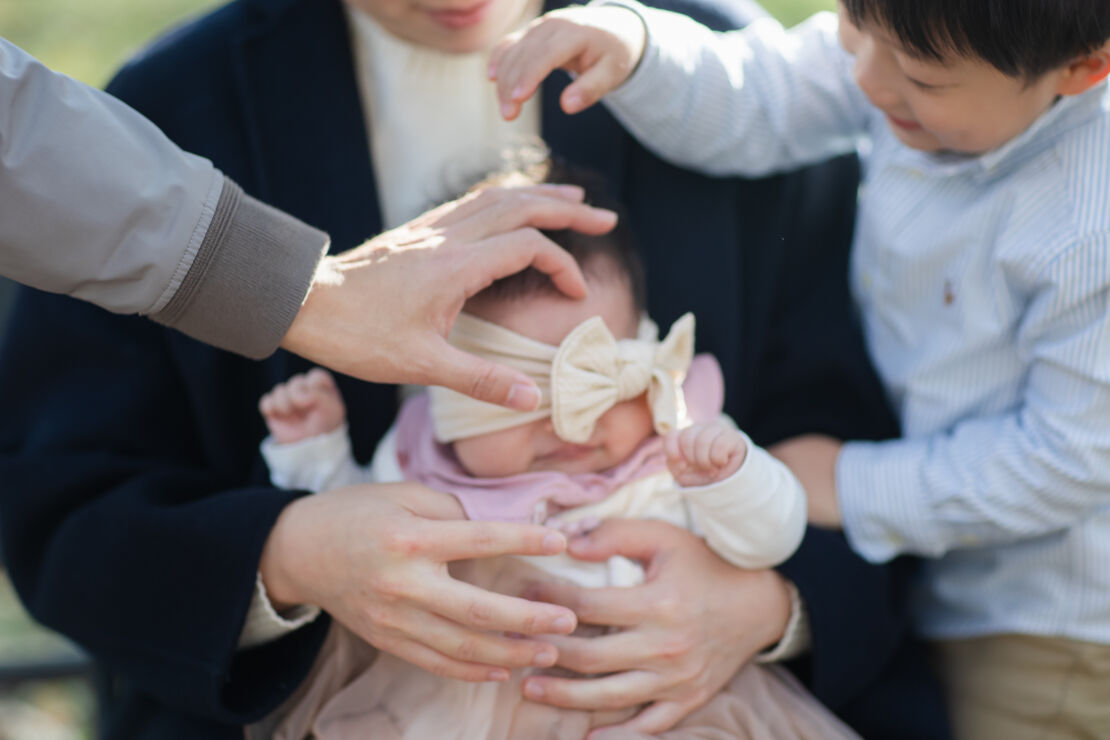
[843, 0, 1110, 78]
[469, 155, 647, 312]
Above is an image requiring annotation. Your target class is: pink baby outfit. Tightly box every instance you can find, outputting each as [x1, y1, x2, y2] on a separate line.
[256, 357, 859, 740]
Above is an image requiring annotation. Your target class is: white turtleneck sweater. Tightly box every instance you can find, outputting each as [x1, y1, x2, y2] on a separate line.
[345, 2, 543, 229]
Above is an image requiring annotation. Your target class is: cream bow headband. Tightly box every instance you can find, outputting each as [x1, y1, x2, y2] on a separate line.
[430, 312, 695, 444]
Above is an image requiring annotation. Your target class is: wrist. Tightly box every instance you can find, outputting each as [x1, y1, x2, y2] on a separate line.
[258, 495, 313, 611]
[752, 569, 793, 651]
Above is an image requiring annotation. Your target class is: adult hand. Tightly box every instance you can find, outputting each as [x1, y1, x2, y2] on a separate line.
[258, 482, 579, 682]
[769, 434, 844, 527]
[519, 520, 792, 737]
[280, 184, 617, 411]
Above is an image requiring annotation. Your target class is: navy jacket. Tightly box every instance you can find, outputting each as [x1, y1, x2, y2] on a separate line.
[0, 0, 949, 737]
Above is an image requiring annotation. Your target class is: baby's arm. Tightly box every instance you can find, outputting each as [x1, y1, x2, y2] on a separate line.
[259, 368, 370, 492]
[491, 2, 868, 177]
[666, 421, 807, 568]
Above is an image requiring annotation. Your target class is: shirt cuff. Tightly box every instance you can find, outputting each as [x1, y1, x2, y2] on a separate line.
[237, 572, 321, 650]
[754, 581, 812, 663]
[684, 433, 808, 569]
[261, 425, 353, 492]
[837, 437, 944, 563]
[592, 0, 667, 104]
[150, 176, 330, 360]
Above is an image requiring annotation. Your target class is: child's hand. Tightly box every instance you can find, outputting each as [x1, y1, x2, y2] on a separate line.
[768, 434, 843, 528]
[259, 367, 346, 445]
[489, 6, 647, 121]
[665, 422, 747, 487]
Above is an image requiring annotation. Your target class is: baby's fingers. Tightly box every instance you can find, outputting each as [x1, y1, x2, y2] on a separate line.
[708, 429, 737, 467]
[692, 425, 731, 470]
[306, 366, 336, 392]
[260, 384, 295, 418]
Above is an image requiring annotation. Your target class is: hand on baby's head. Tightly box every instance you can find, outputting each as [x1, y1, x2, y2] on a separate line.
[665, 421, 748, 487]
[259, 367, 347, 445]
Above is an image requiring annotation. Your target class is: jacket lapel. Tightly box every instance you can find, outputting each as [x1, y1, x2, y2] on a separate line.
[234, 0, 382, 254]
[233, 0, 396, 457]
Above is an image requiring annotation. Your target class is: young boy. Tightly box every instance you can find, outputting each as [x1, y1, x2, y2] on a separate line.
[490, 2, 1110, 738]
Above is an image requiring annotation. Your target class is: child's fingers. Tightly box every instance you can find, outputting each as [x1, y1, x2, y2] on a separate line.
[268, 385, 295, 417]
[693, 424, 721, 470]
[663, 430, 682, 462]
[306, 367, 335, 391]
[495, 20, 587, 116]
[289, 374, 314, 407]
[678, 427, 699, 468]
[709, 429, 736, 468]
[487, 32, 517, 81]
[560, 56, 624, 114]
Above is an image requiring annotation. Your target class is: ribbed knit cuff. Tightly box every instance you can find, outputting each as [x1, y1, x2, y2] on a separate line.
[151, 177, 329, 359]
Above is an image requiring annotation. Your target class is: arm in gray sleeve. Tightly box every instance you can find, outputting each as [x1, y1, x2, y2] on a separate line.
[0, 38, 329, 358]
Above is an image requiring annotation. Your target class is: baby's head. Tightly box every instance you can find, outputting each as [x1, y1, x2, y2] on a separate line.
[837, 0, 1110, 153]
[437, 159, 665, 478]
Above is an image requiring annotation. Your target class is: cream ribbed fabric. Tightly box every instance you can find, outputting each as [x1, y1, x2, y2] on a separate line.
[345, 3, 542, 229]
[430, 312, 694, 443]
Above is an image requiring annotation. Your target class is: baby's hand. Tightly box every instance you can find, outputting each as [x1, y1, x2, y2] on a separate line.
[259, 367, 346, 445]
[489, 6, 647, 121]
[665, 422, 747, 487]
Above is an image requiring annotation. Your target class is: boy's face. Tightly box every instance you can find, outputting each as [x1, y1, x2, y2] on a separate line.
[345, 0, 533, 54]
[837, 5, 1080, 154]
[452, 276, 655, 478]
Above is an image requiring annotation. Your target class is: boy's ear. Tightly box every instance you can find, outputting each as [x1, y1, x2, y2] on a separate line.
[1057, 41, 1110, 96]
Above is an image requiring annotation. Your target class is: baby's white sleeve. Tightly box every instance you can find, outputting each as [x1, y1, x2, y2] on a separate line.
[684, 430, 807, 569]
[260, 424, 372, 491]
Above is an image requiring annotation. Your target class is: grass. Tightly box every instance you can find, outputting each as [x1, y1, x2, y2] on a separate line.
[2, 0, 223, 87]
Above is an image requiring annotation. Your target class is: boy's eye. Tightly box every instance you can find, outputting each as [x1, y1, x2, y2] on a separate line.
[907, 76, 943, 91]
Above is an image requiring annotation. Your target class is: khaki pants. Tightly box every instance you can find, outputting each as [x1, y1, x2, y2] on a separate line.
[934, 634, 1110, 740]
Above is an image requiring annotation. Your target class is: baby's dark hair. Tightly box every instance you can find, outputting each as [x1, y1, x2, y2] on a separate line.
[469, 156, 646, 312]
[842, 0, 1110, 79]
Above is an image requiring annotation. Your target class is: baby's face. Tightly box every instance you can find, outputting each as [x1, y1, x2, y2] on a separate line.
[453, 278, 655, 477]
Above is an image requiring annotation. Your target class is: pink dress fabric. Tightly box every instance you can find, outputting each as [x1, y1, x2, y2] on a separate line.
[257, 356, 861, 740]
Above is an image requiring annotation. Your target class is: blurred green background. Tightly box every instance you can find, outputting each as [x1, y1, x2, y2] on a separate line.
[0, 0, 833, 737]
[3, 0, 833, 86]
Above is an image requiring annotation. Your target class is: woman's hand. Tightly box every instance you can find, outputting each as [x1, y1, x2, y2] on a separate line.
[281, 184, 616, 411]
[259, 482, 580, 682]
[519, 519, 793, 736]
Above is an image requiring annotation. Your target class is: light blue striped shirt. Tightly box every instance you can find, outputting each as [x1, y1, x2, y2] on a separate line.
[602, 5, 1110, 643]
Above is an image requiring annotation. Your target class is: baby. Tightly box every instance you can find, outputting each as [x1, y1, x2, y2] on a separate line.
[255, 162, 858, 740]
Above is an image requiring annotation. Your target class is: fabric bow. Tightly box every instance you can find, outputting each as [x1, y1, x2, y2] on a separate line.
[551, 313, 694, 443]
[429, 312, 695, 444]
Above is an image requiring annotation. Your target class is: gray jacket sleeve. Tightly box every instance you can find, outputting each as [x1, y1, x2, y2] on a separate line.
[0, 38, 329, 358]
